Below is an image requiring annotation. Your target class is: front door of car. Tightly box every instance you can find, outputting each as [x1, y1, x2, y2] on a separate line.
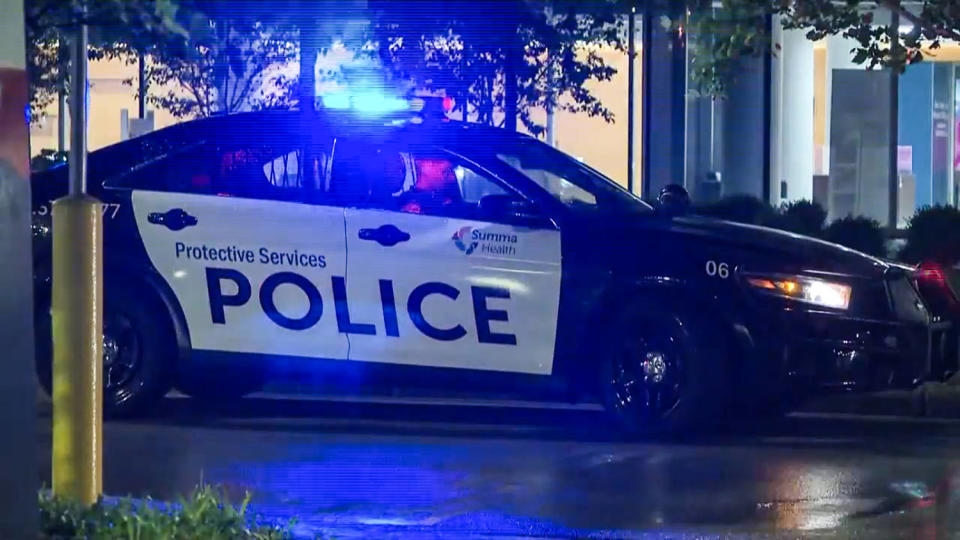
[331, 141, 563, 375]
[126, 139, 351, 361]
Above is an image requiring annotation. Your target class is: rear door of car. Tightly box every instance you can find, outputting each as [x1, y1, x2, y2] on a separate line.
[111, 131, 351, 361]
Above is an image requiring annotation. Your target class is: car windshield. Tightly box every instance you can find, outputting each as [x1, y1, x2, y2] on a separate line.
[492, 139, 652, 212]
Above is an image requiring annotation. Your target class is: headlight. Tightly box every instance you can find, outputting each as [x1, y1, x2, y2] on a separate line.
[745, 274, 852, 310]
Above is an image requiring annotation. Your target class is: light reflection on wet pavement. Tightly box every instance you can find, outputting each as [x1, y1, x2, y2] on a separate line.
[36, 398, 960, 538]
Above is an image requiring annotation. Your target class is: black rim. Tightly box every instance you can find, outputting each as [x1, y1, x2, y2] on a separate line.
[609, 320, 684, 420]
[103, 312, 141, 401]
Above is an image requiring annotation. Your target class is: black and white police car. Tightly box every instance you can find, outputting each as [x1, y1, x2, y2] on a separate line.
[31, 104, 960, 435]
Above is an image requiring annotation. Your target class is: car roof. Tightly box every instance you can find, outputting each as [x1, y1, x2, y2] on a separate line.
[134, 108, 533, 150]
[81, 109, 537, 181]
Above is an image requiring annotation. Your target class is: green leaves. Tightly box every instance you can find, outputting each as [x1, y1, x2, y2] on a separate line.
[899, 205, 960, 265]
[25, 0, 191, 120]
[690, 0, 960, 96]
[369, 0, 625, 132]
[39, 485, 293, 540]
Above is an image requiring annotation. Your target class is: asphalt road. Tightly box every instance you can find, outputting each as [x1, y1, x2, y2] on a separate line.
[36, 396, 960, 538]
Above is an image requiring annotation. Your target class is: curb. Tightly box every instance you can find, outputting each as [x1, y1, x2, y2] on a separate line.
[801, 382, 960, 418]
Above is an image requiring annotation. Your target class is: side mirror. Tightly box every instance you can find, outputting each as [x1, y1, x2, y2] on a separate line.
[479, 194, 543, 222]
[657, 184, 691, 217]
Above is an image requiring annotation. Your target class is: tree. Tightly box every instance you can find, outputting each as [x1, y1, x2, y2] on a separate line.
[24, 0, 187, 117]
[140, 19, 298, 118]
[685, 0, 960, 95]
[368, 0, 623, 134]
[177, 0, 369, 112]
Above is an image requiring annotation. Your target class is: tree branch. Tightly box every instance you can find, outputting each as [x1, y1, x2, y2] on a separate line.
[879, 0, 960, 43]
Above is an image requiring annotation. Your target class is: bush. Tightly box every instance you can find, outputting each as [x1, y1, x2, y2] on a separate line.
[693, 195, 774, 225]
[823, 216, 887, 257]
[767, 199, 827, 237]
[899, 205, 960, 265]
[40, 485, 292, 540]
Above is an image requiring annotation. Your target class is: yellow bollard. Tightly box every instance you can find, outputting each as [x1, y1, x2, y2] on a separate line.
[51, 194, 103, 504]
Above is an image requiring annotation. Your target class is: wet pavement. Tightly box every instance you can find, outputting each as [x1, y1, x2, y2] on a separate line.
[36, 396, 960, 538]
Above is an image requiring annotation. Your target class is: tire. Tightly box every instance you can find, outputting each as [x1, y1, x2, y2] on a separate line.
[35, 283, 175, 417]
[598, 299, 726, 438]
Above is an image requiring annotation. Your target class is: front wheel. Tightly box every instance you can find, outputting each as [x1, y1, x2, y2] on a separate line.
[35, 284, 175, 417]
[599, 301, 726, 437]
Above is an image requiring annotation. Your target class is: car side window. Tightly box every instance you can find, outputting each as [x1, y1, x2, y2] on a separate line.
[497, 152, 597, 207]
[330, 140, 519, 222]
[108, 139, 331, 203]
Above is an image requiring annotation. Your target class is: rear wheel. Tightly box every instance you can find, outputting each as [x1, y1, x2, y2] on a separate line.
[36, 284, 175, 417]
[599, 301, 726, 437]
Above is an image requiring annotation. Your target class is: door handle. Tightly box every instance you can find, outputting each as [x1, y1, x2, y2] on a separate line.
[358, 224, 410, 247]
[147, 208, 198, 231]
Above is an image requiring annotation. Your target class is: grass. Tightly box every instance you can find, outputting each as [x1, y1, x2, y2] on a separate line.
[40, 485, 294, 539]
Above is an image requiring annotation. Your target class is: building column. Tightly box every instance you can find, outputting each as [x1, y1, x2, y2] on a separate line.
[641, 5, 686, 199]
[721, 54, 767, 198]
[775, 24, 815, 203]
[0, 0, 38, 536]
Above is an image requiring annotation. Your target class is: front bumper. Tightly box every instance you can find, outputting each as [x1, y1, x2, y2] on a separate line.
[775, 312, 956, 391]
[744, 273, 959, 393]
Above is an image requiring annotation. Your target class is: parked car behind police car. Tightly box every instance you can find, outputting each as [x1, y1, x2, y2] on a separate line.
[31, 107, 960, 435]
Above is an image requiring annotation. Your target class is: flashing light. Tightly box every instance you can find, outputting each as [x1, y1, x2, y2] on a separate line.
[321, 92, 409, 114]
[916, 263, 946, 285]
[322, 93, 352, 110]
[352, 93, 408, 113]
[321, 92, 454, 118]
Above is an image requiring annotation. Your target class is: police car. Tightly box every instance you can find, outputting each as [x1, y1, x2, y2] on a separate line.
[31, 104, 960, 435]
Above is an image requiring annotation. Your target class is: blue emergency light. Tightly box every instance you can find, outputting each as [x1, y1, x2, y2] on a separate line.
[320, 92, 453, 118]
[321, 92, 408, 113]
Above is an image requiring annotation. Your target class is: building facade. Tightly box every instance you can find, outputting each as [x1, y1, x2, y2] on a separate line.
[29, 6, 960, 229]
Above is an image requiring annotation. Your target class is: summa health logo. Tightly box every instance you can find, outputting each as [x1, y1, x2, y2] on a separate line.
[452, 226, 478, 255]
[452, 226, 518, 256]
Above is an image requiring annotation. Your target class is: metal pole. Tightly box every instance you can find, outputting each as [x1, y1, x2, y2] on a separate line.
[889, 10, 900, 229]
[52, 4, 103, 505]
[762, 14, 773, 204]
[640, 6, 654, 200]
[58, 92, 67, 152]
[627, 6, 636, 194]
[67, 23, 87, 196]
[57, 38, 67, 152]
[138, 52, 146, 118]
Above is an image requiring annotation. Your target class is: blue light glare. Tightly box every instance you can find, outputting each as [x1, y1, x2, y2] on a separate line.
[352, 93, 409, 113]
[322, 92, 409, 114]
[321, 93, 352, 109]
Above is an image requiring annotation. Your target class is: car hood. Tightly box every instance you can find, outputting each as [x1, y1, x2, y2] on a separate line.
[664, 215, 893, 278]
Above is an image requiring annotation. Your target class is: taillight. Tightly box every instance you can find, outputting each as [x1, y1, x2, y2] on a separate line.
[917, 264, 947, 285]
[915, 262, 960, 317]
